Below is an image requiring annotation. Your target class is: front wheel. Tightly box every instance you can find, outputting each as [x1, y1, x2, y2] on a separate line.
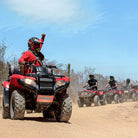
[107, 96, 112, 104]
[86, 103, 91, 107]
[101, 94, 107, 105]
[94, 95, 101, 106]
[55, 95, 72, 122]
[124, 94, 128, 102]
[2, 96, 10, 119]
[77, 98, 83, 107]
[119, 94, 124, 103]
[114, 94, 119, 104]
[10, 90, 25, 119]
[132, 93, 136, 101]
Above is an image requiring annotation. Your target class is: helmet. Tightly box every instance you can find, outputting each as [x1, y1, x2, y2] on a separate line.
[89, 74, 94, 79]
[110, 76, 114, 81]
[126, 78, 130, 84]
[28, 37, 43, 52]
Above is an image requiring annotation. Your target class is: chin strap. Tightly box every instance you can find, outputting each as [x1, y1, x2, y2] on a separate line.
[29, 49, 43, 66]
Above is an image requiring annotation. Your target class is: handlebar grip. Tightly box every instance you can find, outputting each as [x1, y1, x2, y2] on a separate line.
[25, 62, 33, 66]
[25, 62, 30, 64]
[46, 65, 57, 69]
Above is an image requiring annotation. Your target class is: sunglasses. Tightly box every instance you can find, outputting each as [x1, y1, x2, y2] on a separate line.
[36, 48, 40, 52]
[34, 43, 40, 47]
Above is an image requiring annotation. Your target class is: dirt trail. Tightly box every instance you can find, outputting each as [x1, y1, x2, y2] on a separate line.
[0, 101, 138, 138]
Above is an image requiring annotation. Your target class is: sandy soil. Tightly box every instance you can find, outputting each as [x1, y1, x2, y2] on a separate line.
[0, 97, 138, 138]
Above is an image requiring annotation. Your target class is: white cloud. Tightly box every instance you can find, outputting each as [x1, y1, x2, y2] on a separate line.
[4, 0, 81, 23]
[3, 0, 103, 31]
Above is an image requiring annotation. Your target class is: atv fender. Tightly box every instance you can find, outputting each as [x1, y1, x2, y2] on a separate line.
[54, 82, 70, 94]
[99, 91, 105, 96]
[2, 81, 10, 108]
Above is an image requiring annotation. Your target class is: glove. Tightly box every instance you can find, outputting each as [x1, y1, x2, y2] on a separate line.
[38, 52, 44, 61]
[19, 61, 25, 65]
[41, 34, 46, 39]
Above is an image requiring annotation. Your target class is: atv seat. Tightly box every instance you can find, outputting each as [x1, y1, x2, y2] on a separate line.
[9, 65, 20, 76]
[34, 66, 48, 76]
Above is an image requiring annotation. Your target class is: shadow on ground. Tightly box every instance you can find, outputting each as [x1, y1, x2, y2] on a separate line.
[23, 117, 71, 124]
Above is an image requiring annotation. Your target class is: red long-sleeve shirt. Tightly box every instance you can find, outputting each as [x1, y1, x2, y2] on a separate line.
[19, 37, 44, 74]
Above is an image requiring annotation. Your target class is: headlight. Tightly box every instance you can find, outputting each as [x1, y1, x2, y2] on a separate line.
[25, 79, 36, 85]
[124, 90, 128, 93]
[55, 80, 65, 86]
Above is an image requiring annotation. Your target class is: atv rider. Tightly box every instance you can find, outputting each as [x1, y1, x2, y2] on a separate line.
[123, 78, 134, 90]
[105, 76, 117, 89]
[19, 34, 46, 74]
[83, 74, 98, 90]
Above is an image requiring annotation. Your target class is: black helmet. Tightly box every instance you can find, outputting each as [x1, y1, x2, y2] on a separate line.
[126, 78, 130, 84]
[89, 74, 94, 79]
[110, 76, 114, 81]
[28, 37, 43, 52]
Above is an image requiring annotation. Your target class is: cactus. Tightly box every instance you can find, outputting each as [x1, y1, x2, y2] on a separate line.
[68, 64, 71, 79]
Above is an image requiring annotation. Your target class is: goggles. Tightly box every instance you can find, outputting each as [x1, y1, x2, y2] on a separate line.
[89, 75, 94, 79]
[110, 77, 114, 81]
[34, 43, 40, 48]
[36, 48, 40, 52]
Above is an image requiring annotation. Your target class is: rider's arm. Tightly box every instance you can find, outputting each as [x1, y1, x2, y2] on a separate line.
[19, 51, 30, 64]
[41, 33, 46, 41]
[95, 81, 98, 87]
[105, 83, 109, 89]
[40, 34, 46, 50]
[115, 82, 117, 88]
[83, 83, 88, 88]
[19, 51, 35, 74]
[19, 51, 31, 74]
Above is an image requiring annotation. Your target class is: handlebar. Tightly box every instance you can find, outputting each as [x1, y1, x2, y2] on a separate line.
[46, 65, 57, 69]
[25, 62, 33, 66]
[84, 85, 96, 90]
[106, 86, 117, 90]
[19, 61, 33, 66]
[111, 86, 117, 89]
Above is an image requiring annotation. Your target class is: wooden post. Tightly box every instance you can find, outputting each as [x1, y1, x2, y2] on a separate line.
[68, 63, 71, 80]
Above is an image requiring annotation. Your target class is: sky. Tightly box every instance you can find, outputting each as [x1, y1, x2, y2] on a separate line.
[0, 0, 138, 80]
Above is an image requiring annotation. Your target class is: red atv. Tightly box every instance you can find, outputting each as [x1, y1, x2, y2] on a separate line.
[135, 85, 138, 100]
[77, 87, 107, 107]
[2, 63, 72, 122]
[136, 90, 138, 101]
[106, 88, 124, 104]
[123, 87, 137, 102]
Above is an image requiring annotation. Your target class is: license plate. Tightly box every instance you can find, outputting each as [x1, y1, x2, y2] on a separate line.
[85, 92, 88, 95]
[37, 95, 54, 103]
[124, 90, 128, 93]
[81, 92, 87, 95]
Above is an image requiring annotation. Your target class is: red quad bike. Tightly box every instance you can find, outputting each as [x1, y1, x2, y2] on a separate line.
[136, 90, 138, 101]
[118, 89, 124, 103]
[2, 63, 72, 122]
[135, 85, 138, 100]
[123, 87, 137, 102]
[106, 88, 124, 104]
[77, 86, 107, 107]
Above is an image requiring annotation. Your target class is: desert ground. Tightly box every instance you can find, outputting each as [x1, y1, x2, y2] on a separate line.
[0, 95, 138, 138]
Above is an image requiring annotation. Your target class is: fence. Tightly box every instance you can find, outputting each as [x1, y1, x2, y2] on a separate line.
[0, 61, 9, 94]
